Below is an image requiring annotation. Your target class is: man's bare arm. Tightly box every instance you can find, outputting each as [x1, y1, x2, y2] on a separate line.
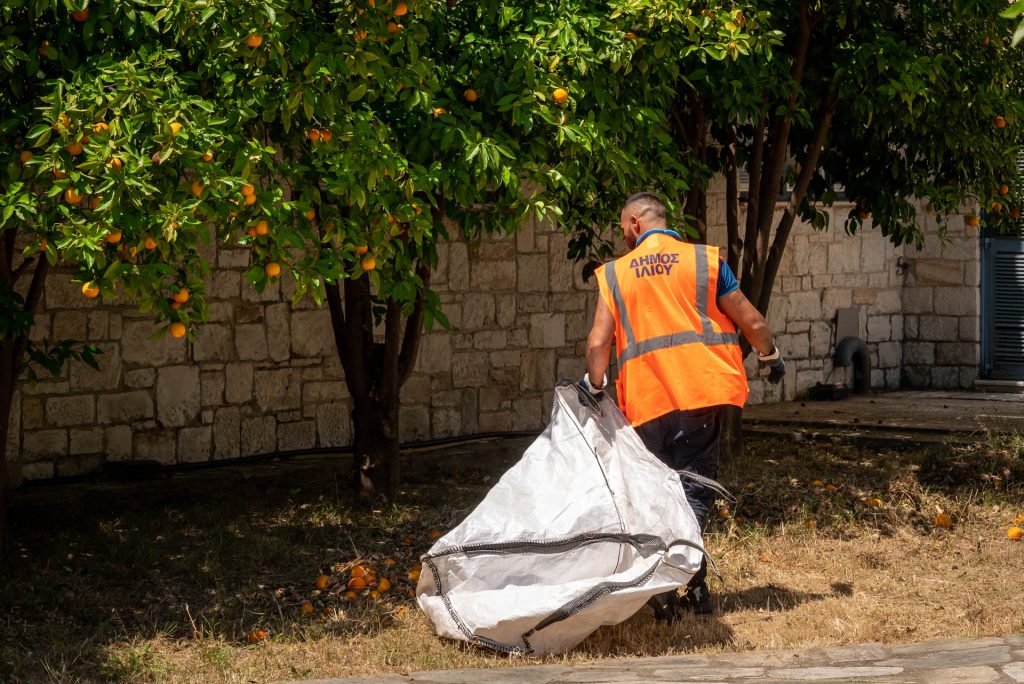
[717, 289, 774, 356]
[585, 298, 615, 389]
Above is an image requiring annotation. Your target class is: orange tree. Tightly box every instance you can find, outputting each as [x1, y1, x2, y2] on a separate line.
[0, 0, 761, 527]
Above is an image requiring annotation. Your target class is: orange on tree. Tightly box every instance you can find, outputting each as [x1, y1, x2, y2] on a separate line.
[999, 183, 1009, 195]
[64, 188, 83, 205]
[965, 215, 981, 228]
[552, 87, 569, 105]
[92, 121, 109, 134]
[104, 230, 122, 244]
[255, 219, 269, 235]
[361, 255, 376, 271]
[190, 180, 204, 197]
[202, 150, 214, 162]
[354, 29, 368, 41]
[304, 209, 316, 221]
[995, 116, 1007, 128]
[81, 282, 100, 298]
[245, 33, 263, 47]
[246, 226, 258, 237]
[173, 287, 190, 303]
[394, 1, 409, 16]
[464, 88, 478, 102]
[432, 107, 446, 118]
[72, 8, 89, 22]
[144, 235, 157, 250]
[108, 157, 123, 171]
[241, 183, 255, 196]
[38, 238, 47, 253]
[992, 201, 1003, 212]
[308, 128, 322, 143]
[387, 21, 402, 34]
[170, 300, 181, 310]
[315, 574, 330, 589]
[38, 40, 49, 56]
[169, 121, 183, 136]
[244, 193, 257, 205]
[66, 140, 84, 155]
[169, 322, 187, 338]
[88, 195, 103, 209]
[355, 244, 369, 255]
[1012, 207, 1022, 219]
[19, 150, 33, 165]
[265, 262, 281, 278]
[319, 129, 333, 142]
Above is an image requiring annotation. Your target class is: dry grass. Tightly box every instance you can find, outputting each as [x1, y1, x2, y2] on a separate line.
[2, 431, 1023, 683]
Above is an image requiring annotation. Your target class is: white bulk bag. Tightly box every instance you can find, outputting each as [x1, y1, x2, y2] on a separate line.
[416, 383, 706, 656]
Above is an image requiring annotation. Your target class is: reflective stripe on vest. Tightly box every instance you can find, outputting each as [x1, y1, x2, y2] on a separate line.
[604, 244, 739, 367]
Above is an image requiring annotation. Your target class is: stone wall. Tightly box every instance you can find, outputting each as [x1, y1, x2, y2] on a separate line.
[7, 217, 598, 481]
[6, 194, 982, 482]
[899, 213, 981, 389]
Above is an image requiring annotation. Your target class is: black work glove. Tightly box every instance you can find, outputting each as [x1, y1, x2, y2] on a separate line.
[758, 345, 786, 384]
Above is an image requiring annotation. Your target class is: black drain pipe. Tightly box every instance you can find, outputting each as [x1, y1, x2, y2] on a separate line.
[835, 336, 871, 394]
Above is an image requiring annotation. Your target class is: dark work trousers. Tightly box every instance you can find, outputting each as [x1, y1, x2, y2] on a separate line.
[635, 405, 724, 600]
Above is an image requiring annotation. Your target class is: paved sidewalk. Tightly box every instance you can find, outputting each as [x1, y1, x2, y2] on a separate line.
[285, 635, 1024, 683]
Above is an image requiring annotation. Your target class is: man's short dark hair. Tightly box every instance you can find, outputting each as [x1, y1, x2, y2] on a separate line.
[623, 192, 667, 223]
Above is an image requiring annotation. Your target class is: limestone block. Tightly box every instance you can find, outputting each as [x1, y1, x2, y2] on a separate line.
[930, 366, 960, 388]
[811, 274, 832, 289]
[235, 323, 269, 360]
[29, 313, 49, 343]
[236, 303, 264, 324]
[317, 402, 351, 447]
[105, 425, 132, 460]
[68, 427, 102, 455]
[556, 356, 585, 381]
[822, 288, 852, 316]
[400, 404, 431, 442]
[448, 242, 470, 291]
[45, 395, 94, 426]
[913, 259, 962, 286]
[936, 342, 979, 366]
[479, 411, 512, 432]
[303, 381, 346, 404]
[290, 310, 334, 358]
[254, 369, 301, 412]
[49, 311, 86, 340]
[520, 350, 557, 391]
[496, 295, 517, 328]
[964, 260, 980, 287]
[471, 259, 516, 290]
[548, 233, 575, 291]
[518, 294, 550, 313]
[933, 287, 977, 317]
[135, 431, 177, 464]
[214, 271, 241, 300]
[807, 322, 832, 357]
[529, 313, 565, 348]
[431, 389, 464, 408]
[959, 317, 980, 342]
[108, 314, 121, 339]
[266, 303, 290, 362]
[478, 386, 507, 412]
[214, 407, 240, 459]
[434, 243, 449, 286]
[157, 366, 200, 427]
[452, 351, 489, 386]
[208, 302, 234, 323]
[508, 328, 529, 347]
[55, 454, 104, 478]
[901, 287, 933, 314]
[88, 311, 109, 339]
[860, 235, 886, 272]
[919, 315, 959, 342]
[121, 321, 186, 365]
[878, 341, 901, 369]
[474, 239, 516, 261]
[201, 370, 225, 406]
[23, 430, 66, 456]
[21, 462, 54, 480]
[902, 365, 929, 387]
[473, 330, 507, 350]
[69, 342, 120, 391]
[516, 216, 536, 252]
[873, 289, 902, 315]
[786, 321, 811, 334]
[241, 278, 280, 303]
[415, 333, 452, 374]
[193, 324, 233, 362]
[431, 407, 461, 438]
[904, 315, 919, 339]
[959, 366, 978, 389]
[461, 292, 496, 329]
[904, 342, 935, 365]
[179, 426, 213, 463]
[852, 288, 877, 306]
[219, 249, 251, 269]
[866, 316, 892, 343]
[518, 254, 549, 293]
[97, 391, 154, 423]
[6, 391, 19, 460]
[828, 240, 860, 273]
[241, 416, 276, 456]
[45, 275, 99, 310]
[490, 351, 522, 368]
[511, 397, 543, 431]
[278, 420, 316, 451]
[777, 333, 810, 359]
[225, 362, 254, 403]
[787, 291, 821, 321]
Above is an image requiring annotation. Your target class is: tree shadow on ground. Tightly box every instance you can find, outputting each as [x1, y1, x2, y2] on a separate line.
[718, 582, 853, 614]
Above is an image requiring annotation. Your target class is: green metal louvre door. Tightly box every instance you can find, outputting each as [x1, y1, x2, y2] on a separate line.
[981, 171, 1024, 379]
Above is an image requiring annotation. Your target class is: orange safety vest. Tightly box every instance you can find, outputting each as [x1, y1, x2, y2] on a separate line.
[595, 233, 748, 426]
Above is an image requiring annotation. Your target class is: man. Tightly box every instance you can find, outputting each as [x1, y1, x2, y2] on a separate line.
[581, 192, 785, 618]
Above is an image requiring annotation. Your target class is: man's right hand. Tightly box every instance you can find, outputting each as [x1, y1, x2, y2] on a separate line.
[579, 373, 606, 398]
[758, 346, 786, 384]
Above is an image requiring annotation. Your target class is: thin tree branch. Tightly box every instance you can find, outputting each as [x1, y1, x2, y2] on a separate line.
[397, 262, 431, 387]
[0, 227, 14, 281]
[11, 257, 49, 369]
[724, 121, 742, 272]
[740, 114, 766, 291]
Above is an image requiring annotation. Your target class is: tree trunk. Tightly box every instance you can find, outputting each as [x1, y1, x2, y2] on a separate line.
[351, 395, 400, 498]
[0, 357, 12, 562]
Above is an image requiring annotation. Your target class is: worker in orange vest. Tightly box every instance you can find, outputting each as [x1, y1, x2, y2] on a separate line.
[581, 192, 785, 618]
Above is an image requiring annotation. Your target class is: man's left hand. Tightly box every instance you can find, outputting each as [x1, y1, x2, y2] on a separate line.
[758, 346, 786, 384]
[579, 373, 606, 398]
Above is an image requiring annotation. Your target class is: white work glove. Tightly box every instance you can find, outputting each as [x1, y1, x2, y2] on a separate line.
[578, 372, 607, 397]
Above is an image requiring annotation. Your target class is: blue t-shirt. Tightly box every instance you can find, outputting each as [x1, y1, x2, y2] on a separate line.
[635, 229, 739, 298]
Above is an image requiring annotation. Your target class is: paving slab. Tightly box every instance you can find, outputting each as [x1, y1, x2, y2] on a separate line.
[743, 390, 1024, 434]
[280, 634, 1024, 683]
